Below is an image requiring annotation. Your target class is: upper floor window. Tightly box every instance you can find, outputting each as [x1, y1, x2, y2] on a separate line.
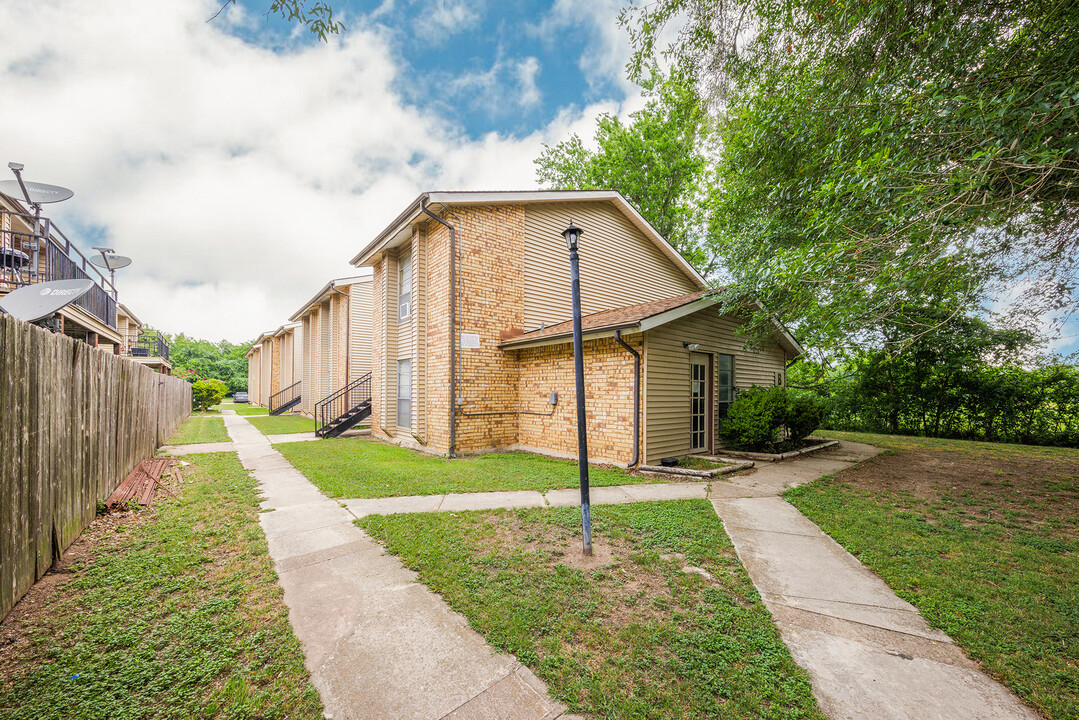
[398, 250, 412, 321]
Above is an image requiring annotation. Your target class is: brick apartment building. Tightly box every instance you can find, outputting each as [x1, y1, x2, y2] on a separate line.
[351, 191, 801, 466]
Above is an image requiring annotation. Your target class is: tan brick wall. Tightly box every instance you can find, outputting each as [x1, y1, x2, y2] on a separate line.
[270, 335, 282, 397]
[367, 204, 645, 464]
[451, 205, 525, 452]
[515, 336, 640, 466]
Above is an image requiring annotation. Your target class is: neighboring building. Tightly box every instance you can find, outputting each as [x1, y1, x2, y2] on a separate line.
[288, 276, 373, 418]
[117, 305, 172, 374]
[351, 190, 801, 466]
[1, 189, 123, 348]
[244, 322, 303, 411]
[0, 190, 172, 372]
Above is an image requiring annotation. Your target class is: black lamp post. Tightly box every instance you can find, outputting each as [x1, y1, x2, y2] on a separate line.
[562, 221, 592, 556]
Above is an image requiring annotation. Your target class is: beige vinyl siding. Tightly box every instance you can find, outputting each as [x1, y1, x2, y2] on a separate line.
[301, 316, 313, 414]
[290, 325, 303, 388]
[348, 280, 372, 381]
[248, 349, 261, 405]
[382, 252, 398, 430]
[522, 202, 699, 331]
[260, 340, 271, 407]
[643, 306, 789, 464]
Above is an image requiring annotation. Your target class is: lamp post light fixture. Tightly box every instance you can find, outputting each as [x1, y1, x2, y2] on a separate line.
[562, 221, 592, 556]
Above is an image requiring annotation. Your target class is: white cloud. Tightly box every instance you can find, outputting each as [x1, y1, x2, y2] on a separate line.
[0, 0, 615, 342]
[446, 52, 543, 115]
[528, 0, 639, 100]
[414, 0, 483, 44]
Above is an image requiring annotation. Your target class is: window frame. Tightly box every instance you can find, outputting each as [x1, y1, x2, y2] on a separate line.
[398, 250, 412, 322]
[397, 358, 412, 428]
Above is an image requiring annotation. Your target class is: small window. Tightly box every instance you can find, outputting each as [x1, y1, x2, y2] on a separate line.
[398, 251, 412, 321]
[397, 358, 412, 428]
[716, 353, 735, 424]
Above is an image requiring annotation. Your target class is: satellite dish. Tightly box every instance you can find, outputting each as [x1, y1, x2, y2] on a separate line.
[0, 180, 74, 204]
[90, 254, 132, 270]
[0, 279, 95, 323]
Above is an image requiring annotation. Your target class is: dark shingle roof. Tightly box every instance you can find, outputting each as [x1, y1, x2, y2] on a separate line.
[500, 290, 714, 348]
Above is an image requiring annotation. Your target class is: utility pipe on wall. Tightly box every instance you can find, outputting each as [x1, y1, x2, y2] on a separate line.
[614, 330, 641, 468]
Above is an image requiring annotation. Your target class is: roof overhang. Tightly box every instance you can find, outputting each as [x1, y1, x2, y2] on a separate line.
[500, 296, 803, 357]
[117, 303, 142, 328]
[288, 274, 371, 322]
[348, 190, 706, 289]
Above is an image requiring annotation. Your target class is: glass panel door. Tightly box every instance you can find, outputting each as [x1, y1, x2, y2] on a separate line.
[690, 353, 710, 452]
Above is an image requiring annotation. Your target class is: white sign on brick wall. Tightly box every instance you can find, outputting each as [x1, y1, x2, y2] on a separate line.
[460, 333, 480, 349]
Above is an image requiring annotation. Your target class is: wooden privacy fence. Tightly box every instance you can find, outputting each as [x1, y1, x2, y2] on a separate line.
[0, 314, 191, 619]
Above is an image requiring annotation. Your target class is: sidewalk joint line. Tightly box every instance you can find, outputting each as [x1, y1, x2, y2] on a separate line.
[765, 591, 922, 613]
[768, 600, 953, 643]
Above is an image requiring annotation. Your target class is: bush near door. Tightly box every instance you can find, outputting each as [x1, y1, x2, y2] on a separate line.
[720, 386, 825, 451]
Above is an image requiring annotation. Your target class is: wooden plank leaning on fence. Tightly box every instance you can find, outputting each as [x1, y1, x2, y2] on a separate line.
[0, 314, 192, 619]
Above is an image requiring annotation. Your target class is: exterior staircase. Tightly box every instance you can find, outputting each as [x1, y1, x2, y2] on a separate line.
[315, 372, 372, 438]
[269, 381, 302, 415]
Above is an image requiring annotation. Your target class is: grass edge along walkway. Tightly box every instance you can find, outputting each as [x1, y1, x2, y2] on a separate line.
[166, 414, 231, 445]
[277, 436, 690, 498]
[0, 451, 323, 720]
[359, 500, 825, 720]
[786, 433, 1079, 720]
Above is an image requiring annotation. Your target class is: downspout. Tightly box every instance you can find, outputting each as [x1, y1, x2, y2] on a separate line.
[421, 200, 457, 458]
[614, 330, 640, 468]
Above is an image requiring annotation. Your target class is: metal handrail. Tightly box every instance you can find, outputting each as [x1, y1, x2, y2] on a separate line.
[0, 208, 119, 328]
[127, 332, 170, 361]
[315, 372, 372, 436]
[269, 381, 302, 414]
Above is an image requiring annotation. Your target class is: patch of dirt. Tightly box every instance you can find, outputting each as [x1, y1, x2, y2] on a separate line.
[0, 506, 158, 686]
[484, 514, 707, 629]
[833, 447, 1079, 533]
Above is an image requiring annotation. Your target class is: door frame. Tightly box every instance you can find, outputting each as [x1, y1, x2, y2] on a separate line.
[689, 351, 713, 453]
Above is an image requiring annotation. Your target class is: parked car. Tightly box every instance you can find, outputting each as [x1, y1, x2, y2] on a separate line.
[233, 391, 249, 403]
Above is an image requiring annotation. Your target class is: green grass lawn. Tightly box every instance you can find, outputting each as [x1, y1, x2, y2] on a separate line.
[359, 500, 823, 719]
[787, 431, 1079, 720]
[276, 438, 669, 498]
[247, 414, 317, 436]
[0, 452, 323, 719]
[167, 414, 231, 445]
[233, 405, 270, 416]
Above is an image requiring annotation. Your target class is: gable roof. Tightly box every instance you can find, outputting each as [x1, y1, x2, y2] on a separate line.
[288, 273, 371, 322]
[499, 290, 803, 357]
[348, 190, 706, 289]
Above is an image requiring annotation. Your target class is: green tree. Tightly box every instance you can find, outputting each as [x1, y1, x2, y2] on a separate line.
[213, 1, 343, 40]
[619, 0, 1079, 351]
[535, 75, 718, 273]
[168, 334, 254, 393]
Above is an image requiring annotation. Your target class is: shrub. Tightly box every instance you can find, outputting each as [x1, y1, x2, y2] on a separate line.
[192, 379, 228, 411]
[785, 392, 826, 443]
[719, 386, 824, 451]
[719, 386, 787, 450]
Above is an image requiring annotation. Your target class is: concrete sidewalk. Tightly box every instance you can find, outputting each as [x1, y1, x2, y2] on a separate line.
[344, 480, 713, 518]
[159, 431, 318, 456]
[337, 440, 1038, 720]
[709, 443, 1038, 720]
[220, 410, 573, 720]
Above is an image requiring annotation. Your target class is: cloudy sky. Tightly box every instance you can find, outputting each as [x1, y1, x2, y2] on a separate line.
[0, 0, 645, 342]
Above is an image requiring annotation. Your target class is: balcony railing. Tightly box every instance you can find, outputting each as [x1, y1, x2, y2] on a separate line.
[128, 333, 170, 361]
[0, 207, 118, 329]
